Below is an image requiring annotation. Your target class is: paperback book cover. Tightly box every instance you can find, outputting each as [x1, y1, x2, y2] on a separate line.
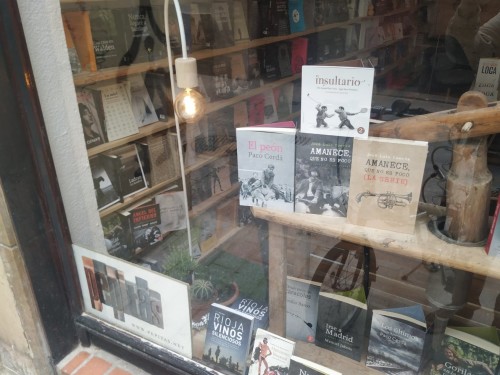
[236, 122, 297, 212]
[300, 65, 374, 137]
[233, 0, 250, 43]
[485, 198, 500, 257]
[248, 328, 296, 375]
[76, 88, 107, 149]
[347, 137, 428, 234]
[366, 305, 429, 374]
[288, 0, 306, 33]
[315, 287, 368, 361]
[91, 81, 139, 142]
[155, 190, 187, 235]
[274, 82, 294, 120]
[90, 155, 121, 211]
[211, 1, 235, 48]
[286, 276, 321, 343]
[295, 133, 353, 217]
[101, 144, 148, 199]
[429, 326, 500, 375]
[127, 74, 159, 127]
[291, 37, 308, 75]
[120, 201, 162, 255]
[230, 296, 270, 332]
[144, 69, 174, 122]
[473, 58, 500, 101]
[203, 303, 254, 375]
[289, 356, 342, 375]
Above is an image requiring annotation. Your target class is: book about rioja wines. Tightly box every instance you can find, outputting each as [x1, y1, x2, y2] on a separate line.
[301, 65, 374, 138]
[289, 355, 342, 375]
[286, 276, 321, 343]
[366, 305, 429, 374]
[248, 329, 296, 375]
[315, 287, 368, 361]
[236, 121, 297, 212]
[203, 303, 254, 375]
[295, 133, 353, 217]
[347, 137, 428, 234]
[429, 326, 500, 375]
[230, 296, 269, 333]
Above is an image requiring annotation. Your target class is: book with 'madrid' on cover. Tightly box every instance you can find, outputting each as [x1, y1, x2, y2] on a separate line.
[289, 355, 342, 375]
[315, 286, 368, 361]
[347, 137, 428, 234]
[203, 303, 254, 375]
[300, 65, 374, 138]
[236, 121, 297, 212]
[248, 328, 296, 375]
[366, 304, 429, 374]
[429, 326, 500, 375]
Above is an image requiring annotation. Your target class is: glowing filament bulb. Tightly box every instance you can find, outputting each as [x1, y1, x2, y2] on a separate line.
[174, 88, 205, 124]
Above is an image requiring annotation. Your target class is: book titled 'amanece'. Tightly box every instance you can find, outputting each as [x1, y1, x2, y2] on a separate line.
[347, 137, 428, 234]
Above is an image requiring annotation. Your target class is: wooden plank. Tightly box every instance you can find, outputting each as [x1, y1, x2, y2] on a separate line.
[268, 222, 287, 335]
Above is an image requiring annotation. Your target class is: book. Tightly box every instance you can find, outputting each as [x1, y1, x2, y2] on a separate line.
[288, 0, 306, 33]
[248, 94, 266, 126]
[62, 15, 82, 74]
[263, 89, 279, 124]
[347, 137, 428, 234]
[315, 287, 368, 361]
[211, 1, 235, 48]
[429, 326, 500, 375]
[143, 69, 174, 122]
[101, 212, 134, 259]
[289, 355, 342, 375]
[485, 198, 500, 256]
[62, 10, 97, 72]
[247, 0, 262, 40]
[259, 45, 281, 82]
[295, 133, 353, 217]
[203, 303, 254, 375]
[88, 8, 129, 69]
[90, 81, 139, 142]
[189, 166, 213, 207]
[229, 52, 250, 95]
[473, 58, 500, 101]
[189, 2, 208, 51]
[277, 42, 293, 78]
[136, 131, 180, 187]
[90, 155, 120, 211]
[247, 48, 263, 89]
[286, 276, 321, 343]
[76, 88, 107, 149]
[127, 75, 159, 127]
[325, 0, 349, 23]
[154, 189, 187, 236]
[270, 0, 291, 36]
[199, 56, 234, 102]
[119, 6, 167, 64]
[314, 0, 326, 26]
[300, 65, 374, 137]
[233, 101, 249, 128]
[273, 82, 294, 120]
[119, 200, 162, 255]
[248, 328, 296, 375]
[290, 37, 308, 75]
[230, 296, 269, 332]
[366, 305, 429, 374]
[101, 144, 148, 199]
[317, 28, 347, 62]
[233, 0, 250, 43]
[237, 122, 297, 212]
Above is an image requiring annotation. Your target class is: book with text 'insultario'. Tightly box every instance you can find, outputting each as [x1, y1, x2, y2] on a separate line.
[286, 276, 321, 344]
[366, 305, 429, 374]
[315, 287, 368, 361]
[295, 133, 353, 217]
[203, 303, 254, 375]
[347, 137, 428, 234]
[429, 326, 500, 375]
[300, 65, 374, 138]
[289, 355, 342, 375]
[236, 122, 297, 212]
[248, 328, 296, 375]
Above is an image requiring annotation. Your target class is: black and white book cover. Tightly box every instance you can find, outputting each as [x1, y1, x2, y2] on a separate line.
[315, 287, 368, 361]
[286, 276, 321, 343]
[366, 305, 428, 374]
[237, 122, 296, 212]
[294, 133, 353, 217]
[90, 155, 121, 211]
[248, 328, 296, 375]
[233, 0, 250, 43]
[300, 65, 374, 137]
[143, 69, 174, 122]
[211, 1, 235, 48]
[127, 74, 159, 127]
[76, 88, 107, 149]
[203, 303, 254, 375]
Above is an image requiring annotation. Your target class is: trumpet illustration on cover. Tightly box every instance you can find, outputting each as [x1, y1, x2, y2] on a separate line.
[355, 191, 412, 209]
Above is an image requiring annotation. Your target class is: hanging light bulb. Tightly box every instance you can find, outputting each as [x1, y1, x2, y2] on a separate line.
[174, 57, 205, 123]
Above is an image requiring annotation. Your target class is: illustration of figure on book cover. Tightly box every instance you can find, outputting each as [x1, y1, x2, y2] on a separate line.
[239, 164, 293, 210]
[310, 97, 368, 134]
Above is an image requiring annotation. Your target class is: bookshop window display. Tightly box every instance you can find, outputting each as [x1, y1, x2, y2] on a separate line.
[51, 0, 500, 374]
